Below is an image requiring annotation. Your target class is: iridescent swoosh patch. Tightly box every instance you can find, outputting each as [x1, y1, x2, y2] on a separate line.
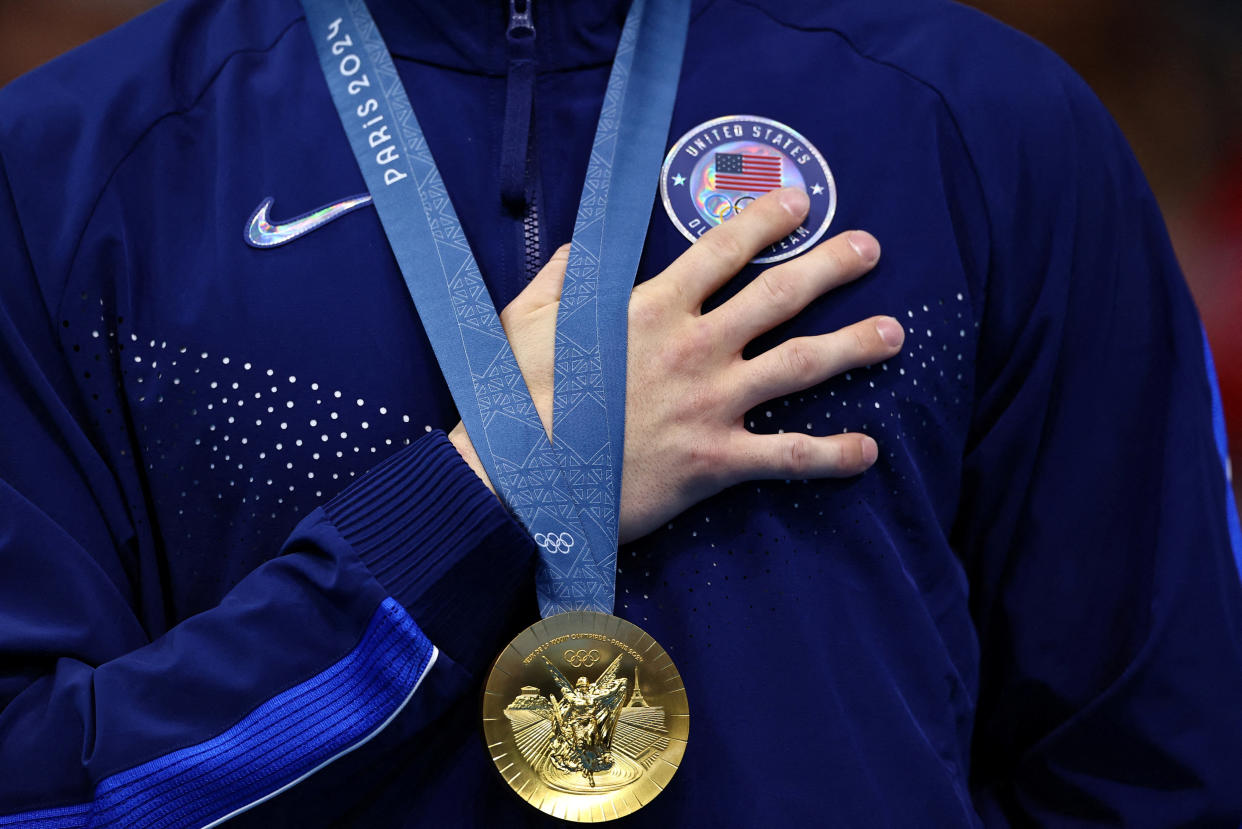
[245, 194, 373, 248]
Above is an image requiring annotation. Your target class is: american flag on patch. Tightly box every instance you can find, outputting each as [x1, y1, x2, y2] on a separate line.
[713, 152, 783, 192]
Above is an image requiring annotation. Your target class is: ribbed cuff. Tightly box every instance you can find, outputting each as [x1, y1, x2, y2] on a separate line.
[322, 431, 537, 674]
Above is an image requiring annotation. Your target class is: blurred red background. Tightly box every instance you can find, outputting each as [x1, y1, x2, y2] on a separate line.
[2, 0, 1239, 500]
[967, 0, 1242, 506]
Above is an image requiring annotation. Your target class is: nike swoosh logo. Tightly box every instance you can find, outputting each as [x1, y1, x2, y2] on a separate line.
[245, 194, 373, 248]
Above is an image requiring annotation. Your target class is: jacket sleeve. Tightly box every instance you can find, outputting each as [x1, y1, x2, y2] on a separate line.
[954, 61, 1242, 825]
[0, 155, 536, 826]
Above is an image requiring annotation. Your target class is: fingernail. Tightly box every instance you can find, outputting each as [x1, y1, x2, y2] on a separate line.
[848, 231, 880, 264]
[861, 436, 878, 465]
[875, 316, 904, 348]
[778, 187, 809, 217]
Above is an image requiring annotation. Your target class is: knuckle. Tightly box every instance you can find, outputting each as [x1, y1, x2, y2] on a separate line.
[628, 291, 662, 331]
[662, 336, 695, 371]
[700, 226, 744, 266]
[784, 434, 814, 478]
[758, 269, 798, 311]
[662, 276, 691, 308]
[820, 239, 851, 274]
[686, 438, 726, 480]
[850, 325, 873, 355]
[780, 340, 816, 383]
[687, 319, 719, 354]
[663, 321, 714, 369]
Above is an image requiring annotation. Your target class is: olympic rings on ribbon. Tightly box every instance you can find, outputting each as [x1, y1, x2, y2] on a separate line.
[534, 531, 576, 555]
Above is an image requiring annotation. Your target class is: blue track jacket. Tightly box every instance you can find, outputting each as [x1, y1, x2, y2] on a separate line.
[1, 0, 1240, 825]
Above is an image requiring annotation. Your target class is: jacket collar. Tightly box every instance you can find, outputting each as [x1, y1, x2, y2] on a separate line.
[367, 0, 636, 74]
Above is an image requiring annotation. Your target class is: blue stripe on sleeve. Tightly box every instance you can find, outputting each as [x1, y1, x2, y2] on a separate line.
[1201, 328, 1242, 580]
[0, 803, 91, 828]
[0, 597, 435, 829]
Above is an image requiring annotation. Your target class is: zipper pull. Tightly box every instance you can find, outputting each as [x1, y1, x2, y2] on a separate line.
[507, 0, 534, 40]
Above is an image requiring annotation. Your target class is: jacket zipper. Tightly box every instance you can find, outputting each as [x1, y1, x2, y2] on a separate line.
[500, 0, 543, 283]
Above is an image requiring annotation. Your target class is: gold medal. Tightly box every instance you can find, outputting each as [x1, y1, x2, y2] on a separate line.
[482, 611, 689, 822]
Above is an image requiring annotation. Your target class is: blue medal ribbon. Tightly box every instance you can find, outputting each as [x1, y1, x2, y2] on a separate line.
[300, 0, 689, 616]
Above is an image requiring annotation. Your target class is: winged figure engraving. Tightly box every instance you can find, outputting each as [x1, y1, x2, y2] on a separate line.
[504, 656, 669, 791]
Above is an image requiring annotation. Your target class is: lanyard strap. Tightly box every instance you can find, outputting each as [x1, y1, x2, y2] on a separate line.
[300, 0, 688, 616]
[555, 0, 689, 565]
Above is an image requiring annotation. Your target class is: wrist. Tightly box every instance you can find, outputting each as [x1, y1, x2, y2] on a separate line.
[447, 422, 498, 498]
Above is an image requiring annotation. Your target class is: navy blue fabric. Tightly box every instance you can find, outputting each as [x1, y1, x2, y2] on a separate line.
[0, 0, 1239, 826]
[499, 12, 536, 212]
[86, 598, 432, 828]
[1, 598, 433, 828]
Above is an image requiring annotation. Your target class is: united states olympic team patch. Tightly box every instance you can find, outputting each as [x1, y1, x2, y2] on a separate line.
[660, 115, 836, 264]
